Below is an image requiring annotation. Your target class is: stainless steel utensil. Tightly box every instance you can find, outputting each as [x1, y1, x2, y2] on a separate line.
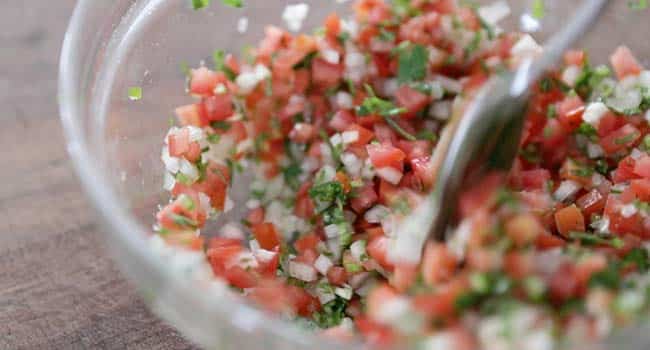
[390, 0, 610, 264]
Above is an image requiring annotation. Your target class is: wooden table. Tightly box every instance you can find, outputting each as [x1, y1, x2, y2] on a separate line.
[0, 2, 197, 349]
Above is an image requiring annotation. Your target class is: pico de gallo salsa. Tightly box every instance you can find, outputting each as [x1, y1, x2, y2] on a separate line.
[153, 0, 650, 348]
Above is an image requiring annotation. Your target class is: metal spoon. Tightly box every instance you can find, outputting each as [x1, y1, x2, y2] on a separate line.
[390, 0, 610, 264]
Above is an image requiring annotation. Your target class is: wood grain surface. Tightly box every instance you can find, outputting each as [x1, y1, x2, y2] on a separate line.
[0, 2, 197, 349]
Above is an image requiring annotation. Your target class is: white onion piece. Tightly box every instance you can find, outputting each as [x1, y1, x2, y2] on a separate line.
[553, 180, 581, 202]
[376, 167, 403, 185]
[314, 254, 333, 275]
[288, 261, 317, 282]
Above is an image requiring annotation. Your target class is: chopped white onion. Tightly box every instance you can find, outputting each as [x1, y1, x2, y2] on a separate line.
[553, 180, 581, 202]
[621, 203, 638, 218]
[330, 133, 343, 147]
[429, 100, 453, 120]
[254, 249, 277, 263]
[335, 285, 353, 300]
[324, 224, 341, 239]
[282, 3, 309, 32]
[222, 222, 244, 240]
[434, 75, 463, 94]
[288, 261, 317, 282]
[350, 240, 367, 262]
[561, 65, 582, 87]
[322, 48, 340, 64]
[341, 153, 362, 178]
[606, 85, 642, 114]
[237, 17, 249, 34]
[198, 192, 212, 214]
[163, 171, 176, 191]
[510, 34, 542, 59]
[179, 158, 199, 182]
[364, 205, 390, 224]
[161, 147, 181, 174]
[376, 167, 403, 185]
[583, 102, 609, 126]
[587, 142, 604, 159]
[314, 254, 333, 275]
[478, 1, 511, 25]
[334, 91, 353, 109]
[341, 130, 359, 145]
[428, 47, 447, 67]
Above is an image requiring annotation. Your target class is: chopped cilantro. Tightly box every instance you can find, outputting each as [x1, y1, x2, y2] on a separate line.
[532, 0, 545, 19]
[222, 0, 243, 8]
[178, 194, 196, 211]
[595, 159, 610, 175]
[519, 143, 541, 164]
[539, 77, 554, 92]
[629, 0, 649, 10]
[356, 91, 416, 141]
[175, 172, 194, 185]
[210, 120, 232, 131]
[571, 166, 594, 178]
[192, 0, 210, 10]
[128, 86, 142, 101]
[614, 132, 639, 145]
[313, 298, 348, 328]
[464, 30, 483, 59]
[568, 231, 624, 248]
[282, 163, 302, 190]
[378, 28, 396, 42]
[576, 122, 598, 141]
[589, 263, 622, 289]
[416, 130, 438, 142]
[207, 134, 221, 144]
[213, 50, 236, 80]
[170, 213, 198, 227]
[546, 104, 557, 118]
[397, 42, 428, 83]
[623, 248, 650, 272]
[494, 188, 519, 208]
[641, 135, 650, 152]
[309, 182, 345, 205]
[293, 51, 318, 70]
[344, 262, 363, 273]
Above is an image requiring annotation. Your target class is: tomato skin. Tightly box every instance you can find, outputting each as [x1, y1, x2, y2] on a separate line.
[346, 124, 375, 147]
[600, 124, 641, 155]
[324, 13, 341, 38]
[633, 155, 650, 178]
[557, 95, 585, 132]
[199, 93, 234, 122]
[329, 110, 355, 132]
[350, 183, 379, 214]
[190, 67, 223, 96]
[391, 263, 418, 292]
[175, 104, 202, 127]
[354, 316, 396, 347]
[519, 169, 551, 191]
[505, 214, 542, 247]
[614, 156, 641, 183]
[394, 85, 430, 118]
[367, 236, 394, 270]
[548, 263, 579, 304]
[576, 189, 606, 219]
[421, 242, 457, 286]
[564, 50, 586, 66]
[327, 266, 348, 286]
[225, 266, 258, 289]
[503, 251, 534, 279]
[251, 222, 281, 250]
[367, 143, 406, 170]
[554, 204, 586, 236]
[610, 45, 643, 80]
[631, 179, 650, 202]
[605, 194, 647, 237]
[311, 58, 343, 88]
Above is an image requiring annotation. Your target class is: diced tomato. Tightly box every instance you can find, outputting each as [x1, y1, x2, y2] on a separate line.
[554, 204, 586, 236]
[190, 67, 224, 96]
[345, 124, 375, 147]
[564, 50, 586, 66]
[505, 214, 543, 247]
[574, 254, 607, 295]
[503, 251, 534, 279]
[355, 316, 396, 346]
[175, 104, 202, 127]
[367, 143, 406, 170]
[251, 222, 281, 250]
[535, 231, 566, 250]
[600, 124, 641, 155]
[373, 123, 398, 145]
[256, 249, 280, 277]
[246, 207, 265, 226]
[605, 194, 647, 237]
[327, 266, 348, 286]
[224, 266, 258, 289]
[557, 95, 585, 132]
[421, 242, 457, 286]
[367, 236, 394, 270]
[458, 172, 503, 218]
[548, 262, 579, 303]
[329, 110, 355, 132]
[631, 179, 650, 202]
[410, 156, 436, 190]
[576, 189, 607, 219]
[520, 168, 551, 191]
[312, 58, 342, 88]
[350, 183, 378, 214]
[597, 113, 624, 137]
[614, 156, 641, 183]
[391, 263, 418, 292]
[610, 45, 643, 80]
[289, 123, 316, 143]
[286, 285, 321, 317]
[324, 13, 341, 38]
[413, 278, 466, 320]
[394, 85, 430, 118]
[294, 233, 320, 253]
[633, 155, 650, 178]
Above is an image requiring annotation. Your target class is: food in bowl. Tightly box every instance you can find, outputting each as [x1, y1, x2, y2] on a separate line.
[151, 0, 650, 347]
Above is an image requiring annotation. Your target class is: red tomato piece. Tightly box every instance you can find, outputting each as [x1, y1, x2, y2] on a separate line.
[345, 123, 375, 147]
[421, 242, 457, 285]
[610, 45, 643, 80]
[557, 95, 585, 132]
[394, 85, 430, 118]
[631, 179, 650, 202]
[251, 222, 281, 250]
[554, 205, 586, 236]
[366, 143, 406, 170]
[350, 183, 378, 214]
[633, 155, 650, 178]
[311, 58, 342, 88]
[600, 124, 641, 155]
[190, 67, 223, 96]
[329, 110, 355, 132]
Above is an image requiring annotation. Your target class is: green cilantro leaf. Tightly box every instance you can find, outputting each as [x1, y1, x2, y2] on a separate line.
[128, 86, 142, 101]
[192, 0, 211, 10]
[397, 42, 428, 83]
[222, 0, 243, 8]
[532, 0, 545, 19]
[629, 0, 649, 10]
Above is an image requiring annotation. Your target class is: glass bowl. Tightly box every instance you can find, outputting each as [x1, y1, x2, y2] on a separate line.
[59, 1, 650, 349]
